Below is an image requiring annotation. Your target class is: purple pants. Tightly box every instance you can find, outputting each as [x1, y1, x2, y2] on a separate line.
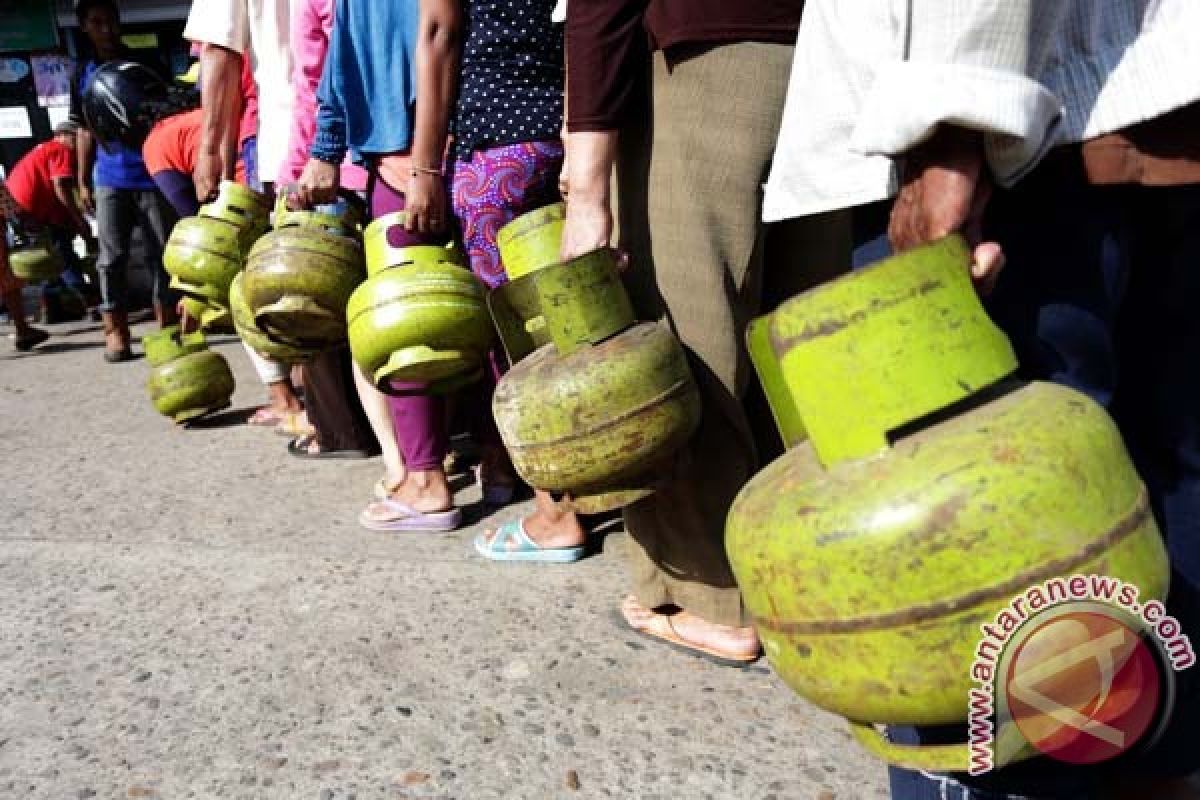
[369, 170, 448, 472]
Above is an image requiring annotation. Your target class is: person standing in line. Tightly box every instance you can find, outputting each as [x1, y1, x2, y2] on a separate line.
[297, 0, 463, 530]
[559, 1, 849, 663]
[445, 0, 589, 560]
[186, 0, 380, 459]
[278, 0, 419, 481]
[765, 3, 1200, 798]
[71, 0, 178, 361]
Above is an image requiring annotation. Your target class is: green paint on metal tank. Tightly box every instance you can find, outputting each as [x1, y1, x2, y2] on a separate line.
[759, 236, 1017, 466]
[8, 236, 65, 282]
[228, 272, 317, 364]
[346, 257, 493, 392]
[497, 202, 564, 281]
[142, 325, 208, 367]
[363, 213, 466, 276]
[493, 322, 701, 499]
[146, 350, 235, 422]
[726, 236, 1168, 772]
[241, 219, 366, 348]
[163, 215, 244, 298]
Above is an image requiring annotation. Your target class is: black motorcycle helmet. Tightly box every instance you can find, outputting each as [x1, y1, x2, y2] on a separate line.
[81, 60, 171, 151]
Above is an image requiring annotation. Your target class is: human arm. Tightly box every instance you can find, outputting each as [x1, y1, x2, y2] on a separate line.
[559, 0, 646, 259]
[857, 3, 1069, 289]
[404, 0, 462, 235]
[184, 0, 250, 201]
[51, 178, 91, 241]
[852, 2, 1067, 188]
[69, 65, 96, 214]
[195, 44, 244, 202]
[284, 0, 330, 186]
[75, 130, 96, 214]
[298, 21, 347, 209]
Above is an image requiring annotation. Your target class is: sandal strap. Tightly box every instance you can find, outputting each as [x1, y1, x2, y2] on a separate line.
[488, 519, 533, 552]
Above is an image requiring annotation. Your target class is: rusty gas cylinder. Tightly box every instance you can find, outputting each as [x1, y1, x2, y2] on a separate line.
[725, 235, 1169, 772]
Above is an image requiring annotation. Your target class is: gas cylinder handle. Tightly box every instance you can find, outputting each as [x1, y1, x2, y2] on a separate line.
[848, 722, 970, 772]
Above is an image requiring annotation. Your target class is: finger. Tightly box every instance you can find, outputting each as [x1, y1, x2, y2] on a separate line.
[613, 248, 631, 273]
[888, 187, 917, 252]
[403, 209, 417, 233]
[970, 241, 1006, 295]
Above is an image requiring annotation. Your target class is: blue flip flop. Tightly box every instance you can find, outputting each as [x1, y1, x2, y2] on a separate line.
[474, 519, 586, 563]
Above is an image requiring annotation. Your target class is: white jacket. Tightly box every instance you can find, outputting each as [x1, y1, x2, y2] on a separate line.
[764, 1, 1200, 221]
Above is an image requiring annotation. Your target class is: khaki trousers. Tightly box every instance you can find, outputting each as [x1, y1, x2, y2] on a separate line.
[616, 42, 850, 626]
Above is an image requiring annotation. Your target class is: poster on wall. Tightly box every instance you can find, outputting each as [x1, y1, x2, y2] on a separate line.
[0, 0, 59, 53]
[31, 54, 72, 107]
[0, 107, 34, 140]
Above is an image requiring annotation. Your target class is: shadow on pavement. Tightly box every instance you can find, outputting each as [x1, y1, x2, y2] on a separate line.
[184, 406, 258, 430]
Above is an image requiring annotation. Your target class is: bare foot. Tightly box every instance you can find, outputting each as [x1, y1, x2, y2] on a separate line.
[267, 381, 303, 413]
[620, 595, 760, 662]
[480, 490, 585, 550]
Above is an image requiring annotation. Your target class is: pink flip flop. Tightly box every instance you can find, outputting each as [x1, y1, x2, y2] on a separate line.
[359, 498, 463, 533]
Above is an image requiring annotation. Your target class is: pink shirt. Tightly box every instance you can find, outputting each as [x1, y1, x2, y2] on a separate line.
[282, 0, 368, 190]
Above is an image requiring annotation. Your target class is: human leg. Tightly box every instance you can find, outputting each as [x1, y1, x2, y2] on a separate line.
[616, 43, 798, 643]
[133, 188, 179, 328]
[451, 143, 588, 541]
[357, 172, 456, 524]
[94, 186, 135, 360]
[297, 346, 379, 456]
[151, 169, 201, 218]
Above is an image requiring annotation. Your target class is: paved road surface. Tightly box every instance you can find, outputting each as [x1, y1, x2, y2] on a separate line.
[0, 319, 888, 799]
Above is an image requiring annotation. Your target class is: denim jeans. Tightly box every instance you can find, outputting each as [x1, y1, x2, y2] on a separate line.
[852, 149, 1200, 798]
[94, 186, 176, 312]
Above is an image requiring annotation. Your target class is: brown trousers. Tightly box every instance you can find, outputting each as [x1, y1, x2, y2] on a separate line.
[615, 42, 850, 626]
[303, 346, 380, 454]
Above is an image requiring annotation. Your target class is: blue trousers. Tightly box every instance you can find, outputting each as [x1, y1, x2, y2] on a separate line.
[852, 150, 1200, 798]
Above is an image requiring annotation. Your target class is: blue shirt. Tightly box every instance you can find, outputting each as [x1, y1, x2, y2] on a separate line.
[77, 59, 156, 191]
[312, 0, 418, 164]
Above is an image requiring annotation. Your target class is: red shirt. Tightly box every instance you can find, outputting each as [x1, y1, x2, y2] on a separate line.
[144, 108, 203, 177]
[6, 139, 76, 227]
[143, 108, 246, 184]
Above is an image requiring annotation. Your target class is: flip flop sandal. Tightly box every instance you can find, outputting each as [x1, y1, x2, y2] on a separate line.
[611, 607, 761, 668]
[274, 410, 315, 438]
[473, 518, 586, 563]
[247, 407, 284, 426]
[287, 433, 372, 460]
[359, 498, 462, 532]
[373, 476, 405, 501]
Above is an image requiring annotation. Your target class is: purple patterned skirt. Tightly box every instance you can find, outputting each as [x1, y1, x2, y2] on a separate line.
[451, 140, 564, 289]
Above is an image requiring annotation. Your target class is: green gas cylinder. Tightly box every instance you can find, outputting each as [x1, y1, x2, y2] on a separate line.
[490, 206, 701, 513]
[725, 236, 1169, 771]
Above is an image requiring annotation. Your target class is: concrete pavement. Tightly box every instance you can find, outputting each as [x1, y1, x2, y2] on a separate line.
[0, 318, 889, 800]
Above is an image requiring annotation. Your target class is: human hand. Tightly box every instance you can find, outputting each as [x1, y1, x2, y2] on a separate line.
[560, 195, 613, 262]
[194, 149, 223, 203]
[558, 127, 569, 197]
[78, 185, 95, 215]
[402, 164, 448, 236]
[888, 126, 1005, 294]
[296, 159, 340, 209]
